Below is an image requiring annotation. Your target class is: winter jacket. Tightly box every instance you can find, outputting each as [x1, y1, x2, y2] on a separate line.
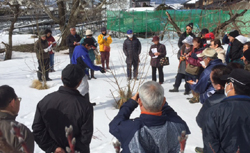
[178, 31, 195, 48]
[80, 36, 98, 61]
[203, 95, 250, 153]
[34, 39, 49, 60]
[215, 47, 226, 63]
[187, 48, 204, 67]
[123, 36, 142, 64]
[196, 90, 225, 128]
[0, 111, 34, 152]
[66, 34, 82, 54]
[177, 45, 193, 74]
[190, 59, 223, 104]
[46, 35, 56, 54]
[109, 99, 190, 153]
[97, 34, 112, 52]
[32, 86, 93, 153]
[227, 35, 246, 64]
[71, 45, 101, 75]
[149, 43, 166, 67]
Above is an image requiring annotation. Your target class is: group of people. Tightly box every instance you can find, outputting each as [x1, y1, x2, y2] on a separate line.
[1, 24, 250, 153]
[168, 22, 250, 152]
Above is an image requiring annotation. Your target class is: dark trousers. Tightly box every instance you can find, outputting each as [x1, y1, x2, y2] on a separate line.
[38, 58, 50, 80]
[127, 61, 138, 79]
[101, 51, 110, 69]
[152, 66, 164, 83]
[69, 52, 73, 64]
[174, 73, 190, 92]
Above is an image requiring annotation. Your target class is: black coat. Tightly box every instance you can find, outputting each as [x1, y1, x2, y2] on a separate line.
[196, 90, 225, 128]
[178, 32, 195, 48]
[149, 43, 167, 67]
[32, 86, 93, 153]
[203, 95, 250, 153]
[66, 34, 82, 54]
[123, 36, 141, 64]
[229, 39, 243, 62]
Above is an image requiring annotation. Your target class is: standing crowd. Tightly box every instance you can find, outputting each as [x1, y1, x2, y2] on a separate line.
[1, 24, 250, 153]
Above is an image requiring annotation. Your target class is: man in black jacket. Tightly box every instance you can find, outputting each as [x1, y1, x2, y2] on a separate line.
[66, 27, 82, 63]
[203, 69, 250, 153]
[123, 30, 141, 80]
[32, 64, 93, 153]
[195, 65, 231, 153]
[178, 23, 195, 48]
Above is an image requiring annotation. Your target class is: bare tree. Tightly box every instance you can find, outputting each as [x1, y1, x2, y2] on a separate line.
[28, 0, 107, 47]
[0, 0, 29, 60]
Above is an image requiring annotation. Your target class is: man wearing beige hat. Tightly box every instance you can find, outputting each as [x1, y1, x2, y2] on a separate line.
[187, 48, 223, 104]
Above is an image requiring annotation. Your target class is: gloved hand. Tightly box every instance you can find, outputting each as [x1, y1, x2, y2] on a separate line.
[180, 56, 186, 61]
[191, 53, 198, 59]
[44, 47, 50, 53]
[100, 67, 106, 73]
[103, 36, 107, 41]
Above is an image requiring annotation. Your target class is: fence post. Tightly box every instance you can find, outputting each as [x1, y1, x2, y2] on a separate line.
[146, 10, 148, 39]
[119, 11, 120, 38]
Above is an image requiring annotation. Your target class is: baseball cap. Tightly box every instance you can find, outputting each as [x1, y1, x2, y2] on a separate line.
[220, 69, 250, 86]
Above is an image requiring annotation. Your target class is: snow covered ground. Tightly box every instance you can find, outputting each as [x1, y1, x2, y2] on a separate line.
[0, 34, 204, 153]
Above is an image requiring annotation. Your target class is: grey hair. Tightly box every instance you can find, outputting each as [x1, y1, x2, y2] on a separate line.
[70, 27, 75, 30]
[138, 81, 165, 112]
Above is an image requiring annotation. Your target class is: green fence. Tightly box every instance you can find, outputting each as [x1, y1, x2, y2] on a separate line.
[107, 9, 250, 34]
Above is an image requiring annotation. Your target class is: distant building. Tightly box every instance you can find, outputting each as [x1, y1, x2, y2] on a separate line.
[183, 0, 198, 9]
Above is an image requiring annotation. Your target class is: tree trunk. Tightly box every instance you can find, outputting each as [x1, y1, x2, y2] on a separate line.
[5, 5, 19, 60]
[57, 1, 68, 47]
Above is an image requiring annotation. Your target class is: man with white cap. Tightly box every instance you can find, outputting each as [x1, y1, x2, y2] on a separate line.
[203, 69, 250, 153]
[187, 48, 223, 104]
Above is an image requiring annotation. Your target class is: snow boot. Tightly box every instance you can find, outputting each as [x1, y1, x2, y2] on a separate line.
[37, 71, 42, 81]
[169, 87, 179, 92]
[195, 147, 203, 153]
[189, 91, 199, 103]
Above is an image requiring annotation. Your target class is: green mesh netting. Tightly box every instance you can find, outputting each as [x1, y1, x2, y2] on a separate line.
[107, 9, 250, 34]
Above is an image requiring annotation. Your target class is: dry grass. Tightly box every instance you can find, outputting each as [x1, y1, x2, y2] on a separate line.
[30, 80, 49, 90]
[96, 54, 102, 65]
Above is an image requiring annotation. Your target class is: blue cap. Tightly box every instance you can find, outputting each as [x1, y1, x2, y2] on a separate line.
[127, 30, 133, 34]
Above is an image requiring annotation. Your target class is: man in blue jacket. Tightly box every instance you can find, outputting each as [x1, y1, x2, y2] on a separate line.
[71, 38, 105, 99]
[187, 48, 223, 104]
[203, 69, 250, 153]
[109, 81, 190, 153]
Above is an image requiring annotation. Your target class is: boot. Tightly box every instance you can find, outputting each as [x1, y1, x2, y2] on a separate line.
[189, 91, 199, 103]
[169, 87, 179, 92]
[91, 70, 96, 79]
[195, 147, 203, 153]
[45, 71, 52, 81]
[37, 71, 42, 81]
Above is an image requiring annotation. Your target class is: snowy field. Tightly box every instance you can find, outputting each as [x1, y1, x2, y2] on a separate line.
[0, 34, 204, 153]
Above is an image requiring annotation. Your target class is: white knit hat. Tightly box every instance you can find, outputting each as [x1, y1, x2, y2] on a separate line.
[86, 29, 93, 36]
[182, 35, 193, 45]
